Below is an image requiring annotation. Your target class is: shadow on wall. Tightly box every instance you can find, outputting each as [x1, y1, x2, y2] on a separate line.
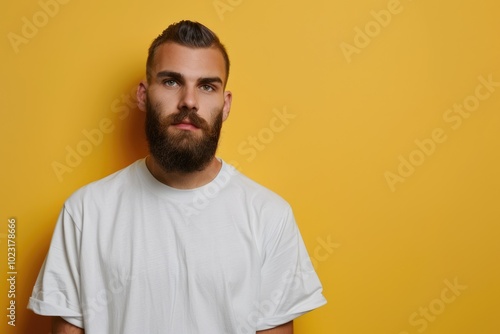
[22, 74, 148, 334]
[113, 76, 149, 168]
[104, 73, 149, 170]
[20, 214, 58, 334]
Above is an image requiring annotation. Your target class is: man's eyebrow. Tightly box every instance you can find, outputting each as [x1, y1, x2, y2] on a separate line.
[198, 77, 223, 86]
[156, 71, 183, 81]
[156, 71, 223, 86]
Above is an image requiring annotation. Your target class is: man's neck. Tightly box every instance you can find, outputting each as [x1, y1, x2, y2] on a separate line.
[145, 155, 222, 189]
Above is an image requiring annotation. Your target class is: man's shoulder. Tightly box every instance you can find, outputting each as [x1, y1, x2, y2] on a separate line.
[65, 159, 144, 206]
[222, 161, 291, 210]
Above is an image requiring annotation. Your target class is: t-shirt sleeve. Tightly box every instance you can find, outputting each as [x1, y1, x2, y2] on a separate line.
[256, 205, 327, 330]
[28, 205, 84, 328]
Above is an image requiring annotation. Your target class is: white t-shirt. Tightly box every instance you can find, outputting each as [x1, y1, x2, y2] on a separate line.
[28, 159, 326, 333]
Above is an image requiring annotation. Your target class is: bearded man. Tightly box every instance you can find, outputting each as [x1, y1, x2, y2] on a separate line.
[29, 20, 326, 334]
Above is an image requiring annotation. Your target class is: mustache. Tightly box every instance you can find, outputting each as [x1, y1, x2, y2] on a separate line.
[168, 108, 209, 130]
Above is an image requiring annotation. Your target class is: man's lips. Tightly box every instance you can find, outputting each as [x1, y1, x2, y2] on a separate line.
[172, 121, 200, 130]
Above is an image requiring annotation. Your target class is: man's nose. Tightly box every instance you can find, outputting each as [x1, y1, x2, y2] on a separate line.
[178, 86, 199, 111]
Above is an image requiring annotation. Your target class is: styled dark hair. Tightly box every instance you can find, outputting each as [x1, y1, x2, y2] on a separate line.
[146, 20, 230, 85]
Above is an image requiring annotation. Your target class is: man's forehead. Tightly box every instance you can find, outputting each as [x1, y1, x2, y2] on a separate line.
[152, 43, 226, 78]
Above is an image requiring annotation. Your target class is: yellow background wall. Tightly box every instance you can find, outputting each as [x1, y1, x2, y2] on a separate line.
[1, 0, 499, 333]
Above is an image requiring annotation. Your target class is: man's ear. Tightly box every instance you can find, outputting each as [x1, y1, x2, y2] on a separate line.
[137, 81, 148, 112]
[222, 90, 232, 121]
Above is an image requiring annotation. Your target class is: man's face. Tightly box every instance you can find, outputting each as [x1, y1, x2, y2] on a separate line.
[139, 42, 232, 173]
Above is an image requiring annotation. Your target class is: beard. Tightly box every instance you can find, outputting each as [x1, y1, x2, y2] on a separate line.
[145, 97, 223, 173]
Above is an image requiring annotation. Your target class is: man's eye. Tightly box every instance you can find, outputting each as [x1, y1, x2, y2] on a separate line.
[163, 80, 178, 87]
[201, 85, 215, 92]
